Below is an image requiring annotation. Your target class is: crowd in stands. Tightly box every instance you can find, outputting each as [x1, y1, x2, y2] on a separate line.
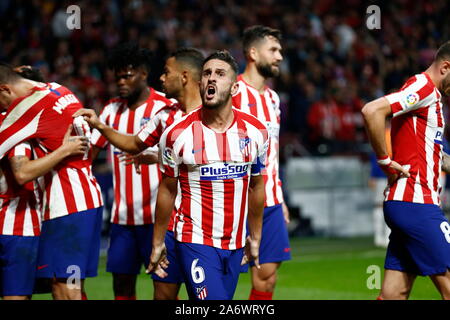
[1, 0, 450, 158]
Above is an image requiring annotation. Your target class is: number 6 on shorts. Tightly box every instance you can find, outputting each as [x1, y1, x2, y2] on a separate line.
[191, 258, 205, 284]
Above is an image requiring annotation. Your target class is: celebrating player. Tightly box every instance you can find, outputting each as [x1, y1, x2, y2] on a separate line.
[89, 43, 173, 300]
[75, 47, 204, 299]
[362, 41, 450, 300]
[0, 64, 103, 300]
[147, 50, 268, 300]
[232, 25, 291, 300]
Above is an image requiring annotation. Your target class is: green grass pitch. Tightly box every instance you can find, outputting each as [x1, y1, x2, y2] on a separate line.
[33, 236, 441, 300]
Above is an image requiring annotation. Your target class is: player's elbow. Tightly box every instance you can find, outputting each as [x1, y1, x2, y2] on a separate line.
[361, 102, 377, 120]
[13, 172, 32, 185]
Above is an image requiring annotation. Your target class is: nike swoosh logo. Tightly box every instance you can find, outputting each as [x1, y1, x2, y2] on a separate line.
[37, 264, 49, 270]
[192, 147, 204, 154]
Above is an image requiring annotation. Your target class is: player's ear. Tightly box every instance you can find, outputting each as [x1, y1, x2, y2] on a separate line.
[0, 84, 11, 95]
[249, 47, 258, 62]
[440, 60, 450, 76]
[231, 81, 239, 96]
[181, 71, 188, 86]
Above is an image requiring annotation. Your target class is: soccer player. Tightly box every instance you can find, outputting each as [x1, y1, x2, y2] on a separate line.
[0, 64, 103, 300]
[89, 43, 172, 300]
[0, 127, 88, 300]
[232, 25, 291, 300]
[75, 47, 204, 299]
[147, 50, 268, 300]
[362, 41, 450, 300]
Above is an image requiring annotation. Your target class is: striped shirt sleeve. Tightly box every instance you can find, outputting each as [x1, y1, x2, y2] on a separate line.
[385, 74, 436, 118]
[91, 105, 112, 148]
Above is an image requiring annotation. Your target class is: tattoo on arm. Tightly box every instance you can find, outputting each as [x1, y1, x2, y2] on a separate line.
[10, 155, 27, 173]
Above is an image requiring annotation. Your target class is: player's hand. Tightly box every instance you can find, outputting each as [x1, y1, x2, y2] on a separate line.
[241, 235, 260, 269]
[118, 152, 143, 174]
[60, 124, 89, 156]
[72, 108, 102, 130]
[382, 160, 410, 186]
[146, 242, 169, 278]
[282, 202, 290, 224]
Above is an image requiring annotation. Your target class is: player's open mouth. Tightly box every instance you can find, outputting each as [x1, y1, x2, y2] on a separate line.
[206, 85, 216, 99]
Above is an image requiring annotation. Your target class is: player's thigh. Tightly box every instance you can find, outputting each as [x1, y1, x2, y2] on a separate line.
[429, 270, 450, 299]
[106, 224, 141, 274]
[381, 269, 416, 299]
[153, 281, 181, 300]
[175, 242, 227, 300]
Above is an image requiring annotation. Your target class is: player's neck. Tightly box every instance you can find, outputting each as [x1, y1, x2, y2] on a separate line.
[127, 86, 150, 110]
[180, 85, 202, 113]
[201, 101, 234, 133]
[242, 64, 267, 94]
[12, 79, 38, 102]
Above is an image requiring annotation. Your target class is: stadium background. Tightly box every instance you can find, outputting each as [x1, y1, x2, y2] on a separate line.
[1, 0, 449, 299]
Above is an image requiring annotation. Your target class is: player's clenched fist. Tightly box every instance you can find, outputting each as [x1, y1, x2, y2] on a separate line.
[73, 108, 103, 130]
[146, 243, 169, 278]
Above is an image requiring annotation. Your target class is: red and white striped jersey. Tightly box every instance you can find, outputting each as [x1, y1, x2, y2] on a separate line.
[232, 75, 283, 207]
[137, 103, 190, 231]
[0, 82, 103, 221]
[159, 107, 269, 250]
[0, 142, 42, 236]
[90, 88, 173, 225]
[384, 72, 444, 205]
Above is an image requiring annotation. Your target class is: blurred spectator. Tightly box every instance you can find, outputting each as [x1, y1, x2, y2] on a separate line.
[1, 0, 449, 159]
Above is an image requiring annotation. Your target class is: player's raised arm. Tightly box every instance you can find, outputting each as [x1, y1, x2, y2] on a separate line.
[361, 97, 410, 185]
[10, 124, 88, 185]
[73, 108, 147, 154]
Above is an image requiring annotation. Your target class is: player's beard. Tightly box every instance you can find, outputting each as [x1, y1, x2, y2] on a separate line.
[201, 84, 231, 110]
[256, 60, 279, 78]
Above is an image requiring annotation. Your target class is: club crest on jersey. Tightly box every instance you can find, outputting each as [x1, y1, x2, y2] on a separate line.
[239, 137, 250, 150]
[405, 93, 419, 106]
[200, 162, 249, 180]
[196, 285, 208, 300]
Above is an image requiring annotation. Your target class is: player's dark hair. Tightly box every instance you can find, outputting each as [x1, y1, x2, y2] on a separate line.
[242, 25, 282, 58]
[435, 41, 450, 62]
[107, 42, 153, 72]
[15, 66, 45, 82]
[202, 50, 239, 78]
[0, 63, 22, 84]
[170, 48, 205, 81]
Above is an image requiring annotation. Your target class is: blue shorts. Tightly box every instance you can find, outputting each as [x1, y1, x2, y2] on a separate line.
[36, 207, 103, 279]
[151, 231, 184, 284]
[384, 201, 450, 276]
[0, 235, 39, 296]
[242, 204, 291, 272]
[176, 242, 243, 300]
[106, 223, 153, 274]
